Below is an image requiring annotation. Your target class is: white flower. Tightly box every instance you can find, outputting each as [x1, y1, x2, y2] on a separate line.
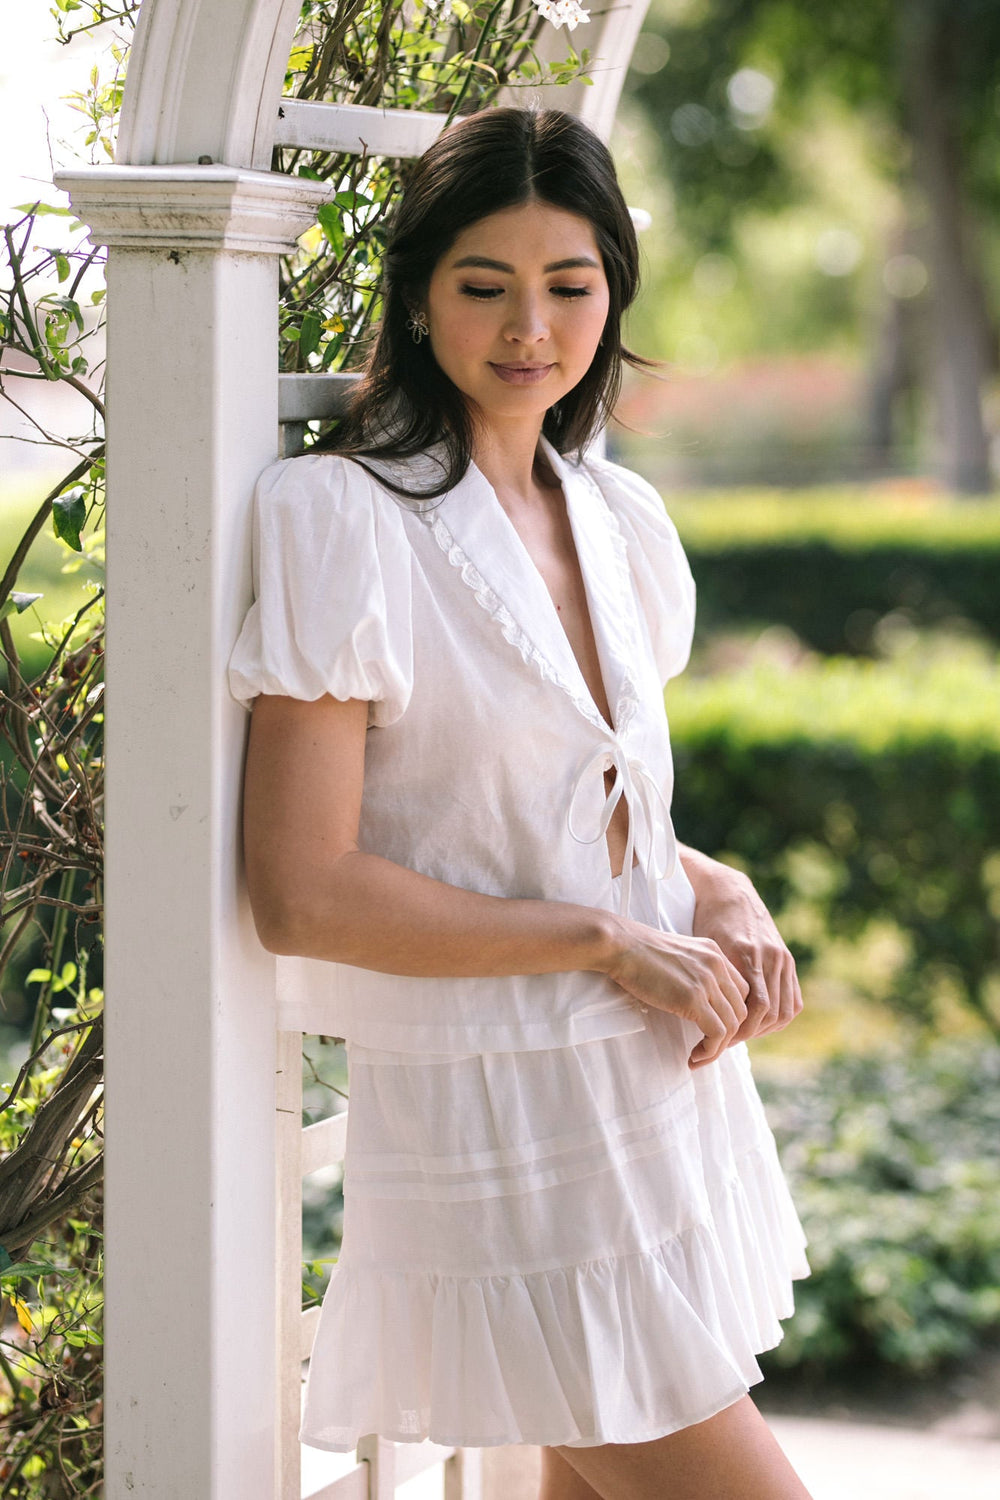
[532, 0, 590, 30]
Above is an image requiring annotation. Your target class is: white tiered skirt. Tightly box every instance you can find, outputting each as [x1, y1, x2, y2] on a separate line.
[300, 886, 809, 1453]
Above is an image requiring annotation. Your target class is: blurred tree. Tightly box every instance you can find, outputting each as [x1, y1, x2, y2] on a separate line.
[628, 0, 1000, 493]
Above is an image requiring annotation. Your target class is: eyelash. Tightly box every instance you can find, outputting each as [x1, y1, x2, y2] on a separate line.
[459, 284, 591, 301]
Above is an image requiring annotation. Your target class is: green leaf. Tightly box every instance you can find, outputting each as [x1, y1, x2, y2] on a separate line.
[53, 487, 87, 551]
[0, 592, 43, 622]
[334, 190, 373, 212]
[0, 1258, 61, 1282]
[0, 1245, 12, 1273]
[320, 333, 344, 370]
[64, 1325, 103, 1346]
[298, 310, 322, 360]
[14, 202, 72, 217]
[316, 202, 345, 256]
[55, 253, 71, 283]
[41, 295, 85, 335]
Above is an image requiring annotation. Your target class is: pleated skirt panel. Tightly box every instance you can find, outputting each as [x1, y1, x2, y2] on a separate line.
[299, 976, 808, 1453]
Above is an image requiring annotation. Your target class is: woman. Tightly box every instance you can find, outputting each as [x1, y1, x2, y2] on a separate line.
[230, 107, 812, 1500]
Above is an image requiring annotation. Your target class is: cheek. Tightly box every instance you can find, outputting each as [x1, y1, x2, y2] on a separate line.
[433, 305, 492, 362]
[568, 297, 611, 361]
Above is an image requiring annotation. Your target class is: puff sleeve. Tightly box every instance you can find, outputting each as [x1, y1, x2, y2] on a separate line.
[587, 456, 696, 685]
[228, 453, 413, 726]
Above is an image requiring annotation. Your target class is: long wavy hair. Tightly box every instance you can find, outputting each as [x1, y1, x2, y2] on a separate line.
[328, 107, 646, 498]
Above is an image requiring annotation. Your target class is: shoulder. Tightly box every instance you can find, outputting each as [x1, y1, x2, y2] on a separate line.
[577, 453, 681, 541]
[255, 450, 385, 516]
[575, 453, 695, 682]
[253, 451, 412, 550]
[258, 446, 457, 513]
[233, 456, 416, 718]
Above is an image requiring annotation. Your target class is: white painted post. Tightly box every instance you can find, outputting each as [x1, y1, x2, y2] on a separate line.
[356, 1435, 398, 1500]
[54, 2, 651, 1492]
[54, 164, 330, 1500]
[444, 1448, 484, 1500]
[276, 1029, 306, 1500]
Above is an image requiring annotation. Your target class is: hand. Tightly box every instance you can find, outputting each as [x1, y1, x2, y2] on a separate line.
[683, 850, 803, 1046]
[604, 921, 751, 1070]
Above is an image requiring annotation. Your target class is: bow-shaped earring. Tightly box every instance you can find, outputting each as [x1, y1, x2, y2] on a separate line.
[406, 309, 429, 344]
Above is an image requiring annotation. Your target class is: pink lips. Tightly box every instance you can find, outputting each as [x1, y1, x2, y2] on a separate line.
[489, 363, 554, 386]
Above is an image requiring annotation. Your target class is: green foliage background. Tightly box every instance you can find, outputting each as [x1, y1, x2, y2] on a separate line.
[757, 1042, 1000, 1375]
[669, 657, 1000, 1038]
[670, 490, 1000, 654]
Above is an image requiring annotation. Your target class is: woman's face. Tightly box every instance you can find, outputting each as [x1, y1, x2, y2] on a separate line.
[423, 199, 611, 435]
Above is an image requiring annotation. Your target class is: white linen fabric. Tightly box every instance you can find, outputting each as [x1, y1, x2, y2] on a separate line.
[228, 441, 809, 1451]
[229, 439, 698, 1052]
[300, 876, 808, 1453]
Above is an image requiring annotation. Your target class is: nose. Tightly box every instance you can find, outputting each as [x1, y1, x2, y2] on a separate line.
[503, 290, 549, 345]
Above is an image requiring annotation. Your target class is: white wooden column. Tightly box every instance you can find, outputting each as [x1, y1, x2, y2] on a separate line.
[54, 164, 329, 1500]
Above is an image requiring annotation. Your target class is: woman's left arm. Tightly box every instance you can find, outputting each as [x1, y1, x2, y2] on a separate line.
[679, 844, 803, 1043]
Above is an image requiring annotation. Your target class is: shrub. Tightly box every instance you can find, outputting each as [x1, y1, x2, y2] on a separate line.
[667, 656, 1000, 1036]
[756, 1042, 1000, 1374]
[667, 489, 1000, 654]
[0, 966, 103, 1493]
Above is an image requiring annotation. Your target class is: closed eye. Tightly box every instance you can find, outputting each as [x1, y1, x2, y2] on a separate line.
[459, 283, 592, 301]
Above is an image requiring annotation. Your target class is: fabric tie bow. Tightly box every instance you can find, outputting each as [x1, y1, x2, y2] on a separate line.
[567, 741, 678, 920]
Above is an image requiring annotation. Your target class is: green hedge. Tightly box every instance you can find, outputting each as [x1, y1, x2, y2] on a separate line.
[667, 658, 1000, 1034]
[756, 1042, 1000, 1374]
[668, 490, 1000, 654]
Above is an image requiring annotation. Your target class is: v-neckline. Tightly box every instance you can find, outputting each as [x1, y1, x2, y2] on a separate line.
[467, 441, 621, 735]
[374, 439, 640, 738]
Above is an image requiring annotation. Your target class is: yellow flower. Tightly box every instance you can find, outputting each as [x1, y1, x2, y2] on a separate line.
[11, 1295, 33, 1334]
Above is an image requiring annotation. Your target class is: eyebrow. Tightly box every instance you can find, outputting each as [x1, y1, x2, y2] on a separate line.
[451, 255, 601, 273]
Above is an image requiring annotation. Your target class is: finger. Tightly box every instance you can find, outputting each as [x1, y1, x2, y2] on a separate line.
[730, 967, 772, 1043]
[679, 944, 748, 1046]
[729, 952, 752, 998]
[757, 951, 799, 1034]
[689, 1024, 728, 1067]
[714, 951, 750, 1012]
[776, 951, 803, 1030]
[751, 949, 785, 1036]
[688, 983, 745, 1067]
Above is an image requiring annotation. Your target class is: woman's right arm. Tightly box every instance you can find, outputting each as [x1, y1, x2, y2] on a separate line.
[243, 692, 749, 1065]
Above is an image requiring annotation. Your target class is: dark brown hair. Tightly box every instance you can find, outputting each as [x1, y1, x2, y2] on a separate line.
[330, 107, 645, 498]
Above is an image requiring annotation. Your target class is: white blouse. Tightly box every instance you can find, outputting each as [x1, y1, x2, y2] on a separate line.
[229, 438, 698, 1053]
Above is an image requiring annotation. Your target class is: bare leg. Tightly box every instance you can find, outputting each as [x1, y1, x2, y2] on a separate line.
[552, 1396, 813, 1500]
[539, 1447, 604, 1500]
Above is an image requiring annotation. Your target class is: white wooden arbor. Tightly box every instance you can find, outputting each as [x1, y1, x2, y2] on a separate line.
[54, 3, 649, 1496]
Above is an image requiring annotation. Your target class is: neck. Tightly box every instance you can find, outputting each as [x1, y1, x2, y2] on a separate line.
[470, 414, 551, 502]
